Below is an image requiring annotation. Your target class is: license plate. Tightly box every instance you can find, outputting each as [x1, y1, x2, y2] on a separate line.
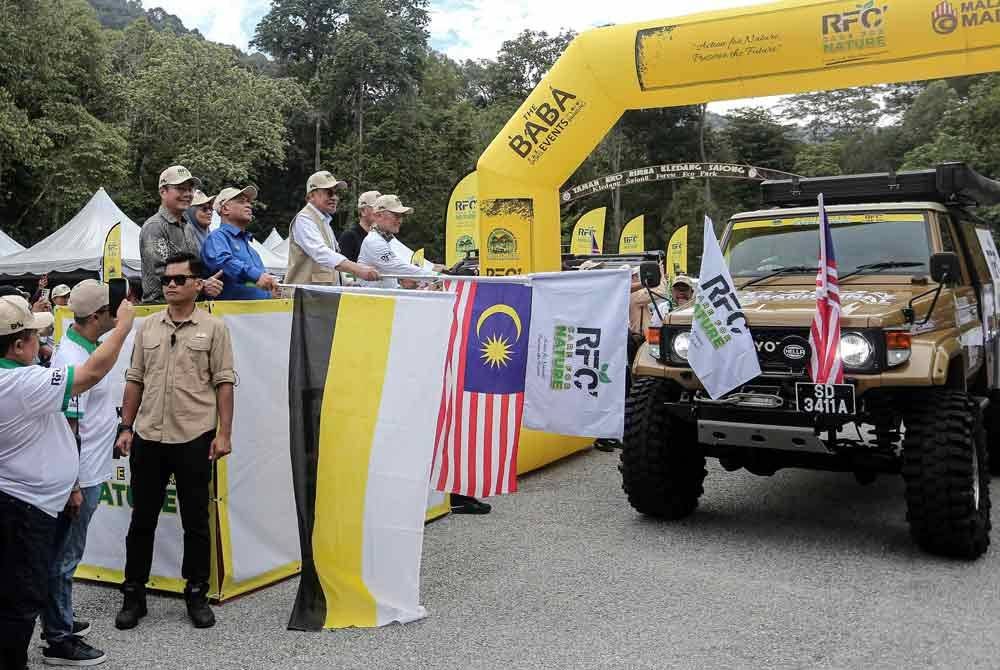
[795, 383, 856, 416]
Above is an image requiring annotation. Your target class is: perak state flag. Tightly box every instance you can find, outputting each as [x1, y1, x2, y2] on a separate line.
[523, 268, 630, 439]
[688, 216, 761, 399]
[432, 280, 532, 498]
[287, 286, 454, 630]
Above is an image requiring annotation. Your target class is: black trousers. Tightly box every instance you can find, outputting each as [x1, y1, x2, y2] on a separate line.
[0, 490, 57, 670]
[124, 431, 213, 587]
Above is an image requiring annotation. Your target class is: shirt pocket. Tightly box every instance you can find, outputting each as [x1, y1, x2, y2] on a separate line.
[181, 336, 212, 386]
[142, 339, 163, 377]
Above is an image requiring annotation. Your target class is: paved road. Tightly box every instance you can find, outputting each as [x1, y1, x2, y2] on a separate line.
[50, 448, 1000, 670]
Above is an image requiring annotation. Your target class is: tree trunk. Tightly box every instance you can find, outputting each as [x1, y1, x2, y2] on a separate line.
[611, 127, 623, 249]
[699, 103, 712, 215]
[314, 115, 322, 172]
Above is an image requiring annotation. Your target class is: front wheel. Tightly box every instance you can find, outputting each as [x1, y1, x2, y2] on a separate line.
[902, 390, 991, 560]
[620, 378, 706, 519]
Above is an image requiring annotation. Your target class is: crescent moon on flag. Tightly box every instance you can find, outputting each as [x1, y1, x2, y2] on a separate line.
[476, 304, 522, 341]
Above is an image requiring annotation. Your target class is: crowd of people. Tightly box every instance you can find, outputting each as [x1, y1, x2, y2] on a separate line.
[0, 164, 488, 669]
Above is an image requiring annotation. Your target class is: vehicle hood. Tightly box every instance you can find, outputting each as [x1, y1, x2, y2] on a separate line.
[667, 279, 928, 329]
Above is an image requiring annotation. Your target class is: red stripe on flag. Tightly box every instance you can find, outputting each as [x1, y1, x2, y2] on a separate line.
[498, 394, 510, 493]
[451, 284, 477, 492]
[483, 394, 494, 498]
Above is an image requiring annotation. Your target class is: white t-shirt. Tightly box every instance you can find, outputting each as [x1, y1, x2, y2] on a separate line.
[0, 360, 79, 517]
[52, 329, 116, 488]
[357, 230, 437, 289]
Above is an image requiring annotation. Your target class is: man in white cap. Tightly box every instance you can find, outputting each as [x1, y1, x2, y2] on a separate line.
[139, 165, 223, 303]
[39, 280, 121, 666]
[183, 190, 216, 251]
[0, 294, 134, 670]
[357, 195, 438, 289]
[285, 170, 379, 286]
[670, 275, 695, 309]
[338, 190, 380, 262]
[201, 186, 278, 300]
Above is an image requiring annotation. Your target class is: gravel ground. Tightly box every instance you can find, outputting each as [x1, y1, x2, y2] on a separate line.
[44, 448, 1000, 670]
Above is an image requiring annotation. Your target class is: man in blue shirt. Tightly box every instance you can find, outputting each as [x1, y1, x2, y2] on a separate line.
[201, 186, 279, 300]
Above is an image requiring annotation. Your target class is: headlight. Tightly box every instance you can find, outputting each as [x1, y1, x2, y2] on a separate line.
[840, 332, 873, 369]
[672, 331, 691, 361]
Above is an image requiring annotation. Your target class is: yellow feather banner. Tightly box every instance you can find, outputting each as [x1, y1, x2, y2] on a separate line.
[102, 221, 122, 281]
[666, 225, 688, 281]
[619, 215, 644, 253]
[569, 207, 606, 255]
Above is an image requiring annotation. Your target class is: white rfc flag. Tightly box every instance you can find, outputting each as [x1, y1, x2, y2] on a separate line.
[688, 216, 761, 399]
[524, 269, 630, 439]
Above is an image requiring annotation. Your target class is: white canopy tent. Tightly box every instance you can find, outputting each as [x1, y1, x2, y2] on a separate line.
[0, 229, 25, 257]
[263, 228, 284, 250]
[0, 188, 141, 277]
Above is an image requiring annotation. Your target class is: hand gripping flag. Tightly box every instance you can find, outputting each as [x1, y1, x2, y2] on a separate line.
[809, 194, 844, 384]
[688, 216, 761, 399]
[432, 280, 532, 497]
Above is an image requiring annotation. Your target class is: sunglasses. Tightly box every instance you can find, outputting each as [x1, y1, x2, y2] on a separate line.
[160, 274, 197, 287]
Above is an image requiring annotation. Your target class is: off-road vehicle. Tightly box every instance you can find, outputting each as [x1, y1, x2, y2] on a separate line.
[623, 163, 1000, 559]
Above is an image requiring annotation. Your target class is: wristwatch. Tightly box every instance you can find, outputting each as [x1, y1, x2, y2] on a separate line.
[117, 424, 133, 435]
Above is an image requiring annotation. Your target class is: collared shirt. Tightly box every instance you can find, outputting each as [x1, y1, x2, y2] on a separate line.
[52, 327, 115, 488]
[358, 229, 437, 289]
[126, 307, 236, 444]
[292, 203, 347, 271]
[338, 222, 368, 262]
[140, 205, 201, 303]
[0, 359, 78, 517]
[201, 222, 270, 300]
[184, 210, 211, 249]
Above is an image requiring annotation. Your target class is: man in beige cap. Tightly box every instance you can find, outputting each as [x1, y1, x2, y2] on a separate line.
[139, 165, 222, 303]
[40, 280, 121, 666]
[337, 190, 380, 262]
[285, 171, 378, 286]
[670, 275, 695, 308]
[49, 284, 71, 307]
[184, 189, 216, 251]
[358, 195, 438, 289]
[0, 293, 134, 670]
[202, 186, 278, 300]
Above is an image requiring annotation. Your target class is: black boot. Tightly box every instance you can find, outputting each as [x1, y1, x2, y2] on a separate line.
[184, 582, 216, 629]
[115, 582, 147, 630]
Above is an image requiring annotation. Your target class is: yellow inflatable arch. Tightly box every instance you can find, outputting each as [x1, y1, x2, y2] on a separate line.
[473, 0, 1000, 275]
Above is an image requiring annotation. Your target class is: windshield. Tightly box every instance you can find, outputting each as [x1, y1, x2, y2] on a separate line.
[724, 212, 931, 277]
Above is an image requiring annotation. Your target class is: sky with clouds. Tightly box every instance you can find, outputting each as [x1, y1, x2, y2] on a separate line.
[141, 0, 781, 112]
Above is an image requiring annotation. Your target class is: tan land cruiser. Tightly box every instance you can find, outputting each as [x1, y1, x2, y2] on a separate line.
[623, 163, 1000, 560]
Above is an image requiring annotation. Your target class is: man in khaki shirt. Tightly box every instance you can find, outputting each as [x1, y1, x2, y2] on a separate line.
[114, 252, 235, 632]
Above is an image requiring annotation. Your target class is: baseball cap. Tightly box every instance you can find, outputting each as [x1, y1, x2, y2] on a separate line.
[0, 295, 54, 336]
[373, 194, 413, 215]
[214, 186, 258, 214]
[578, 259, 604, 271]
[68, 279, 110, 318]
[50, 284, 71, 300]
[358, 190, 381, 209]
[191, 190, 215, 207]
[158, 165, 202, 189]
[672, 275, 696, 289]
[306, 171, 347, 194]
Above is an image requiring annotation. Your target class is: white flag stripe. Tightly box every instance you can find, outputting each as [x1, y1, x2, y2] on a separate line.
[490, 396, 502, 496]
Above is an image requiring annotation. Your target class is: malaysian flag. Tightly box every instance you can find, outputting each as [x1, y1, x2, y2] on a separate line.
[809, 193, 844, 384]
[432, 280, 532, 497]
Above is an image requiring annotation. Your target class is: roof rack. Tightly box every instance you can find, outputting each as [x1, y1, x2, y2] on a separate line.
[761, 163, 1000, 208]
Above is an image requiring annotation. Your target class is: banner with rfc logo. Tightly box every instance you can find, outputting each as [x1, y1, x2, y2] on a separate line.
[523, 268, 630, 439]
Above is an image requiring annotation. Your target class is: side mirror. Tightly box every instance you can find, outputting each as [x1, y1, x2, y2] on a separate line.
[108, 278, 128, 314]
[930, 252, 960, 285]
[639, 261, 662, 289]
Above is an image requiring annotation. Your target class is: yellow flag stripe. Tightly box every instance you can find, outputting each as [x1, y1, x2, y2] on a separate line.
[312, 293, 396, 628]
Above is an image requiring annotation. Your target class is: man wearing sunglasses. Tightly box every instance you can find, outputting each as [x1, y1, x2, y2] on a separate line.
[40, 280, 119, 666]
[139, 166, 223, 304]
[285, 170, 379, 287]
[201, 186, 278, 300]
[114, 252, 235, 632]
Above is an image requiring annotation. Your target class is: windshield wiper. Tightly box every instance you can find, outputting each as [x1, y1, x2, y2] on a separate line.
[839, 261, 924, 282]
[739, 266, 818, 290]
